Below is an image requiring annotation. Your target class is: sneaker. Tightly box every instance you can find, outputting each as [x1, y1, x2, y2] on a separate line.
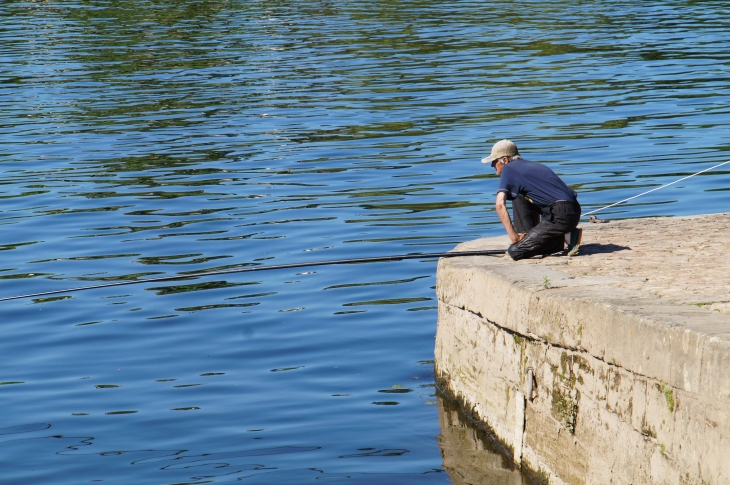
[566, 227, 582, 257]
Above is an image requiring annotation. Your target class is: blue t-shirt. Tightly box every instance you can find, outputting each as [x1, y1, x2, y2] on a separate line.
[497, 158, 577, 208]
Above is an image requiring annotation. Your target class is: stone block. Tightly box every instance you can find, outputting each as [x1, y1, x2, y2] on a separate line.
[435, 214, 730, 484]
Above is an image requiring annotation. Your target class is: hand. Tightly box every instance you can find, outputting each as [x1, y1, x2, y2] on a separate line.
[512, 233, 526, 244]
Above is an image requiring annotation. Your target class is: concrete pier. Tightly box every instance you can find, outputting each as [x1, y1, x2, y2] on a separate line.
[434, 213, 730, 485]
[437, 396, 526, 484]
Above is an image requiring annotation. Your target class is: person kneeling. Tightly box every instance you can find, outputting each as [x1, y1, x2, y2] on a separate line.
[482, 139, 582, 260]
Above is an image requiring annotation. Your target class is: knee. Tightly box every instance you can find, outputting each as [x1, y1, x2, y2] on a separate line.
[507, 244, 527, 261]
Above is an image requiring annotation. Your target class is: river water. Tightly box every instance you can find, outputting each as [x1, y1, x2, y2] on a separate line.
[2, 1, 730, 484]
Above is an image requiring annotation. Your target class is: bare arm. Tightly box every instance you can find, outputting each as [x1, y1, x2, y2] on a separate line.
[495, 192, 524, 244]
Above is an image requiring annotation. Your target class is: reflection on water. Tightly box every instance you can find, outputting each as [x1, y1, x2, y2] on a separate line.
[4, 0, 730, 483]
[437, 395, 526, 485]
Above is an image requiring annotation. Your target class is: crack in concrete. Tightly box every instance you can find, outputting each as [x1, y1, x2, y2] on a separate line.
[439, 298, 667, 388]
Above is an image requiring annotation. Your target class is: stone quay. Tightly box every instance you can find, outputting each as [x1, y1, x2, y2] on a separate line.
[435, 213, 730, 485]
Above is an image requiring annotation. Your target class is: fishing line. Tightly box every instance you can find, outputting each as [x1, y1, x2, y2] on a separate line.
[8, 159, 725, 302]
[0, 249, 506, 302]
[582, 159, 730, 217]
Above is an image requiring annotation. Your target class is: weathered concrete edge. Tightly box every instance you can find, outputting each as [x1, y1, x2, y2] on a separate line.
[436, 256, 730, 402]
[435, 297, 730, 484]
[434, 324, 564, 485]
[434, 250, 730, 484]
[434, 373, 523, 473]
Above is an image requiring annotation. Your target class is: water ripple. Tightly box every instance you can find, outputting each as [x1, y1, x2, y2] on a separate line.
[3, 1, 730, 484]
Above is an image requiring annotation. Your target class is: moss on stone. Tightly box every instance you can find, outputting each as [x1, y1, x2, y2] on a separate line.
[551, 384, 579, 434]
[664, 386, 675, 413]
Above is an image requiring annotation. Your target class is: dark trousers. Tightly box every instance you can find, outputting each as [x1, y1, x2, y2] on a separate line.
[508, 195, 581, 261]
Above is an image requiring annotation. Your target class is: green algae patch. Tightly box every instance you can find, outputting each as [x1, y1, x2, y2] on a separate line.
[664, 387, 675, 413]
[658, 382, 675, 413]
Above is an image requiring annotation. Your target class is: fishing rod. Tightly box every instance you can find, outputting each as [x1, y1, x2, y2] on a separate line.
[5, 159, 727, 303]
[0, 249, 506, 302]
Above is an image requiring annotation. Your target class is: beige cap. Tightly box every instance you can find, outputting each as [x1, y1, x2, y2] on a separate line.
[481, 139, 519, 166]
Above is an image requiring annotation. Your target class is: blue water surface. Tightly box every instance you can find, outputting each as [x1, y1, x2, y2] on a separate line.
[2, 1, 730, 483]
